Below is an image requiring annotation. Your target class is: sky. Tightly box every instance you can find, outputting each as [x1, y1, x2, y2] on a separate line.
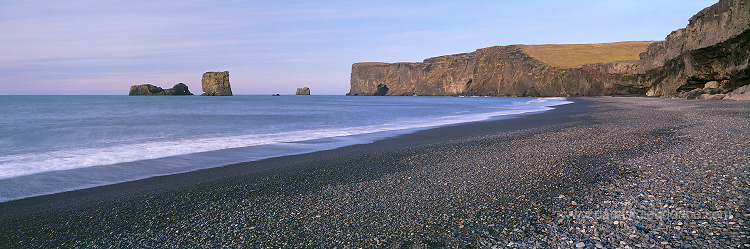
[0, 0, 718, 95]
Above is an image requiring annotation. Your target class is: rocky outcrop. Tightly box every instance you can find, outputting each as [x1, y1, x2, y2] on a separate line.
[724, 84, 750, 100]
[642, 0, 750, 97]
[129, 83, 194, 96]
[296, 87, 310, 95]
[201, 71, 232, 96]
[348, 44, 650, 97]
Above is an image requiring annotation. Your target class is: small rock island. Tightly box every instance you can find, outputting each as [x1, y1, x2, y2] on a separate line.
[296, 87, 310, 95]
[129, 83, 193, 96]
[201, 71, 232, 96]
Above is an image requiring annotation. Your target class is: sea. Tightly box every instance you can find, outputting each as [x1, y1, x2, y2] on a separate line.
[0, 95, 571, 202]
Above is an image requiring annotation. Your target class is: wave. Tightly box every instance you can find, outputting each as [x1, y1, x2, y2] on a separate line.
[0, 97, 571, 202]
[0, 98, 570, 180]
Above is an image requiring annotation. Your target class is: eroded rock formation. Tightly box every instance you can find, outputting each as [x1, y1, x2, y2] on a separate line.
[201, 71, 232, 96]
[296, 87, 310, 95]
[129, 83, 193, 96]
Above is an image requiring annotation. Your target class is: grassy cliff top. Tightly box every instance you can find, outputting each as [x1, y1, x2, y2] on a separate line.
[517, 41, 655, 68]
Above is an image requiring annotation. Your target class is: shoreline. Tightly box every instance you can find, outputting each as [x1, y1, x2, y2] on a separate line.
[1, 97, 747, 247]
[0, 98, 583, 215]
[0, 96, 568, 204]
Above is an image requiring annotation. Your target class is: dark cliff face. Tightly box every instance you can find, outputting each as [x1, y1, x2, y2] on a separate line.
[349, 46, 648, 97]
[642, 0, 750, 97]
[349, 0, 749, 98]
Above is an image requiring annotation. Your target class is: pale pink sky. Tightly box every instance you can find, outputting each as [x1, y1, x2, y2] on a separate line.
[0, 0, 718, 95]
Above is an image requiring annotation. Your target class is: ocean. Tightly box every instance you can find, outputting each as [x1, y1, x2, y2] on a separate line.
[0, 95, 571, 202]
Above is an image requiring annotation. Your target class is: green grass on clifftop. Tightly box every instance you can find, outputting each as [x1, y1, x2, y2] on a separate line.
[518, 41, 655, 68]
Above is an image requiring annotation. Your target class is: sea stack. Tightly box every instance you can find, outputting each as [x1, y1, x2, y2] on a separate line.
[201, 71, 232, 96]
[129, 83, 194, 96]
[296, 87, 311, 95]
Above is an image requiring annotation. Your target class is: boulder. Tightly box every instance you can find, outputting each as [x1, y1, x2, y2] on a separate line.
[296, 87, 311, 95]
[698, 94, 726, 100]
[725, 84, 750, 100]
[704, 81, 720, 89]
[201, 71, 232, 96]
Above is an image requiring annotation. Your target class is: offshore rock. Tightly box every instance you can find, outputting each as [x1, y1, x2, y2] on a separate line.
[129, 83, 194, 96]
[642, 0, 750, 97]
[170, 83, 192, 95]
[296, 87, 310, 95]
[201, 71, 232, 96]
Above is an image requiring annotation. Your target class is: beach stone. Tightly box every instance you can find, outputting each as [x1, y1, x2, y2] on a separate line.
[575, 242, 585, 247]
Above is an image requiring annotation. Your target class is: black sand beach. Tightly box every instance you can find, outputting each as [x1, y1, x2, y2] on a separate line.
[0, 97, 748, 248]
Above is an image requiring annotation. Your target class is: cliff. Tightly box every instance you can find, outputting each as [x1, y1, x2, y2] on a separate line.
[201, 71, 233, 96]
[349, 0, 749, 99]
[642, 0, 750, 97]
[129, 83, 193, 96]
[348, 42, 651, 97]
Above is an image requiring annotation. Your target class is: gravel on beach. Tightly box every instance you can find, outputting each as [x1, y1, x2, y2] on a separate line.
[0, 97, 748, 248]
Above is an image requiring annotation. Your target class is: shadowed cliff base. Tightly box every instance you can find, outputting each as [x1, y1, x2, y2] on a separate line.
[349, 0, 750, 99]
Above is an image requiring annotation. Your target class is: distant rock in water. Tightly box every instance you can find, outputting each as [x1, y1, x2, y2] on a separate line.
[129, 83, 194, 96]
[201, 71, 232, 96]
[166, 83, 193, 95]
[296, 87, 310, 95]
